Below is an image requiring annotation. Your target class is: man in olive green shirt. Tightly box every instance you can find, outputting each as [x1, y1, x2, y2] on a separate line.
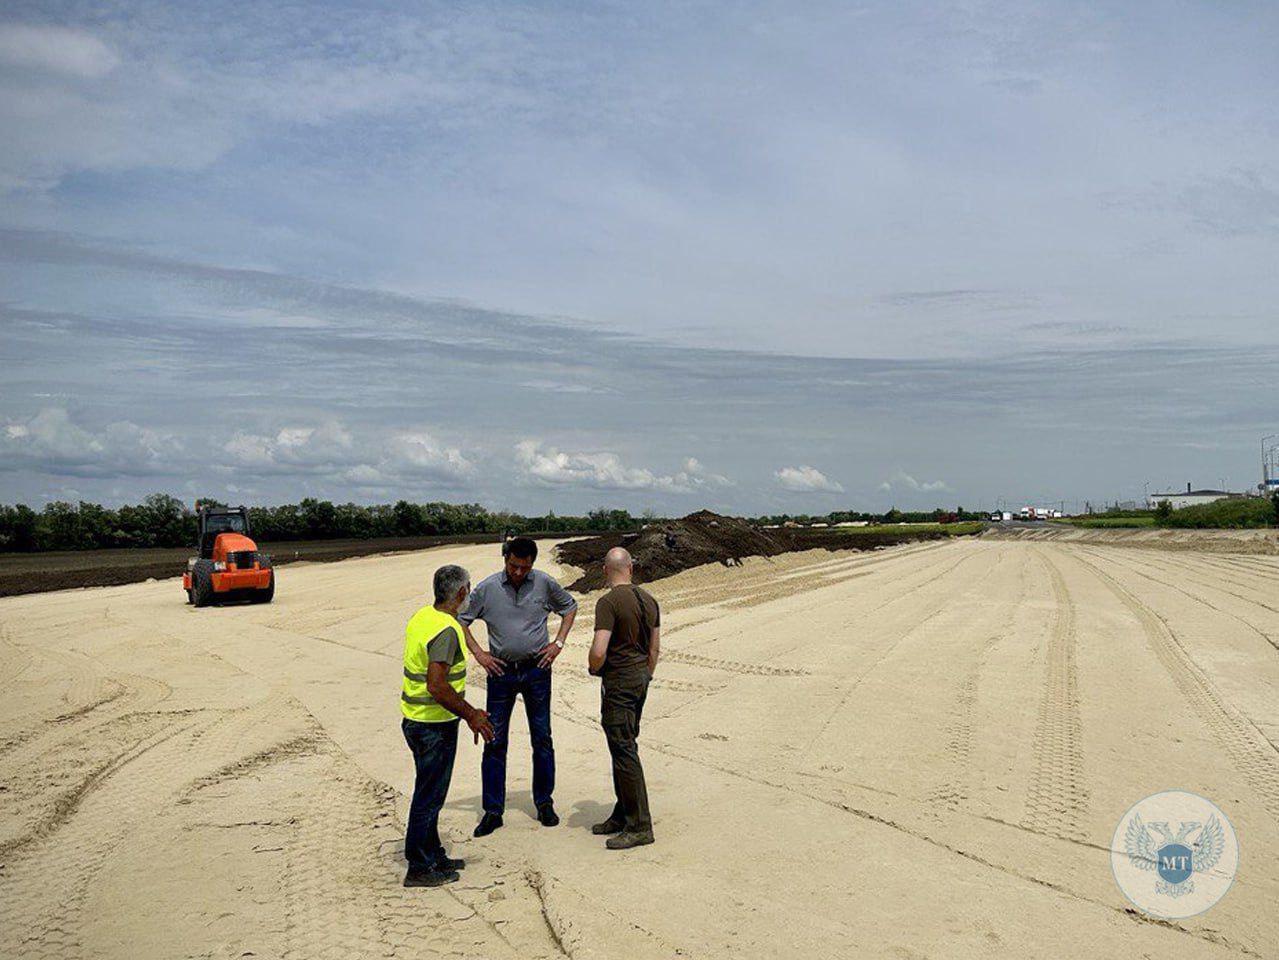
[587, 547, 660, 849]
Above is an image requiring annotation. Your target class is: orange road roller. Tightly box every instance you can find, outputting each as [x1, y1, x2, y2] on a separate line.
[183, 504, 275, 606]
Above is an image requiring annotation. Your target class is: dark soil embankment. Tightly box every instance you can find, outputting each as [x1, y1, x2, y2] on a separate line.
[556, 511, 956, 591]
[0, 530, 600, 598]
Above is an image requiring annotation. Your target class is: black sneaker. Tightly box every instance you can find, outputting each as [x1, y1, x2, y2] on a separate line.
[591, 817, 625, 836]
[436, 856, 466, 871]
[404, 867, 460, 887]
[606, 830, 654, 850]
[473, 813, 503, 837]
[536, 803, 560, 827]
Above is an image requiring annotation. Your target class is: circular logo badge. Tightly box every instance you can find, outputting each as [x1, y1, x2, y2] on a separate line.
[1111, 791, 1239, 919]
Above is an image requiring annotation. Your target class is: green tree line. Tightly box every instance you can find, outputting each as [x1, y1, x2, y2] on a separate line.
[0, 495, 640, 552]
[754, 506, 989, 526]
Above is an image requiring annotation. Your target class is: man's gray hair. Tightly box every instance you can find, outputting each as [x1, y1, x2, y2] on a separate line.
[433, 564, 470, 604]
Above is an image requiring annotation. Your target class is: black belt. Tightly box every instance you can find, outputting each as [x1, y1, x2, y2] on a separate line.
[498, 655, 541, 670]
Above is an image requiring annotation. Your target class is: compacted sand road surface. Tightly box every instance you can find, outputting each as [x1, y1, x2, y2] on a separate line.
[2, 539, 1278, 958]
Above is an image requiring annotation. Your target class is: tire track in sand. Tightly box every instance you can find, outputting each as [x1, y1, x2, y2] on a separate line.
[1071, 548, 1279, 822]
[0, 690, 536, 960]
[546, 630, 1257, 960]
[0, 644, 124, 755]
[659, 649, 809, 676]
[924, 552, 1029, 810]
[801, 545, 997, 755]
[1021, 548, 1089, 841]
[0, 715, 202, 959]
[1081, 548, 1279, 654]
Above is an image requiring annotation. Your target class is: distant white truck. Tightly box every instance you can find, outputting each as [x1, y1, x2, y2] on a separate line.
[1019, 507, 1056, 521]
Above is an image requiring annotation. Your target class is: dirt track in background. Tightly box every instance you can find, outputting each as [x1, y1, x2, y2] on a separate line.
[984, 523, 1279, 554]
[0, 531, 595, 597]
[556, 510, 958, 590]
[2, 539, 1277, 958]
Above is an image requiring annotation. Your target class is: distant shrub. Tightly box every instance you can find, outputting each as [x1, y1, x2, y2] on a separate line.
[1067, 516, 1157, 529]
[1160, 497, 1276, 529]
[1096, 509, 1158, 519]
[848, 522, 983, 536]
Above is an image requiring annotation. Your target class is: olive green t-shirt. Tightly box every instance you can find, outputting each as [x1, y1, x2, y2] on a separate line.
[594, 585, 660, 673]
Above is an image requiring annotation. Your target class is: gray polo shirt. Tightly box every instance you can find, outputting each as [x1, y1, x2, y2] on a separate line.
[459, 569, 578, 659]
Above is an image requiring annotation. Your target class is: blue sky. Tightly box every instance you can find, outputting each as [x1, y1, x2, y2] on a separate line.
[1, 2, 1277, 513]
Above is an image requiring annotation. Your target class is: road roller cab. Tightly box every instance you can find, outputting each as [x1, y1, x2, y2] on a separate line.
[183, 504, 275, 606]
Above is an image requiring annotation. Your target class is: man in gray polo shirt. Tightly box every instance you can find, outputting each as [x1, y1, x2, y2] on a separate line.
[459, 537, 577, 836]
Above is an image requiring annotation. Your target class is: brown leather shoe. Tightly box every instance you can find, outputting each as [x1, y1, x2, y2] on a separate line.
[591, 817, 625, 835]
[605, 830, 654, 850]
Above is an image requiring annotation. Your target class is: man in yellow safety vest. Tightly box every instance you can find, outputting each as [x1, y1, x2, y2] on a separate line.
[401, 563, 495, 887]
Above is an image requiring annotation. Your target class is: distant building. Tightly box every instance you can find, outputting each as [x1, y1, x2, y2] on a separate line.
[1147, 483, 1244, 510]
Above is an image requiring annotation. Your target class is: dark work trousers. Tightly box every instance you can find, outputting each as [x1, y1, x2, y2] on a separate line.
[402, 716, 460, 871]
[601, 666, 652, 832]
[482, 661, 555, 815]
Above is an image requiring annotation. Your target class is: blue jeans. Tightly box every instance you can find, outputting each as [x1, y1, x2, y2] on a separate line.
[402, 717, 459, 871]
[482, 662, 554, 815]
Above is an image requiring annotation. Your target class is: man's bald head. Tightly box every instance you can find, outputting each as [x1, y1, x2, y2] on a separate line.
[604, 547, 633, 585]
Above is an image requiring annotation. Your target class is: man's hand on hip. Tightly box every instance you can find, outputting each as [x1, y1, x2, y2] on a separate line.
[473, 648, 505, 676]
[537, 642, 562, 670]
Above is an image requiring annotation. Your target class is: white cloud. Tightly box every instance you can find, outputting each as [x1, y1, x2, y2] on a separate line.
[223, 421, 471, 486]
[678, 457, 734, 490]
[377, 432, 474, 483]
[879, 470, 949, 493]
[775, 465, 844, 494]
[0, 25, 120, 79]
[515, 441, 730, 493]
[223, 422, 354, 470]
[0, 407, 181, 477]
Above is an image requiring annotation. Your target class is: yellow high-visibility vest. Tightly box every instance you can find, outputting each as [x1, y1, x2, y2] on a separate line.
[401, 605, 468, 722]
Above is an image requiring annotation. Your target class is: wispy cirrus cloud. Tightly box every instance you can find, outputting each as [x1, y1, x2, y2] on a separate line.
[0, 24, 120, 78]
[2, 3, 1276, 359]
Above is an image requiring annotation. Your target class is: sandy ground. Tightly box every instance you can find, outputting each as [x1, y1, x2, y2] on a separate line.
[2, 538, 1278, 959]
[985, 524, 1279, 554]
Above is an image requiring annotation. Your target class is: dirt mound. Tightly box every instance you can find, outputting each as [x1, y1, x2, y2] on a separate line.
[556, 511, 790, 590]
[556, 511, 952, 591]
